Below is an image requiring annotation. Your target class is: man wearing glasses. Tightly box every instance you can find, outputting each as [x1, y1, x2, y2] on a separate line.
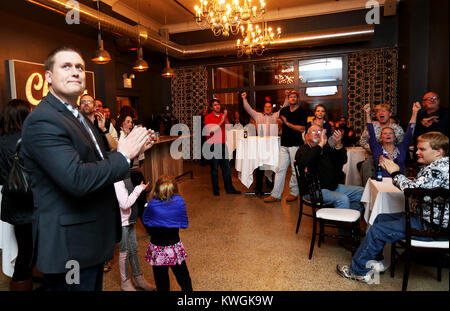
[414, 92, 449, 145]
[296, 125, 364, 213]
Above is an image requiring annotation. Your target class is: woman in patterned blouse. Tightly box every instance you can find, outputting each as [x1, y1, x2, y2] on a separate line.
[364, 102, 421, 177]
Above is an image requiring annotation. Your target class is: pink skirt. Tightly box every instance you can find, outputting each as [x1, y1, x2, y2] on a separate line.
[144, 241, 188, 266]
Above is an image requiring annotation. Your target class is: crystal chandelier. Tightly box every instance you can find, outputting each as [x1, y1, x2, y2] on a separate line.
[236, 22, 281, 56]
[194, 0, 266, 37]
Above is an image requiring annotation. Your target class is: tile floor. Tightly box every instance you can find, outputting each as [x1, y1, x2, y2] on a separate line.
[1, 161, 448, 291]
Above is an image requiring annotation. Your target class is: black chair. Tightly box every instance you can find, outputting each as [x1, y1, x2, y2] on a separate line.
[390, 187, 449, 291]
[293, 161, 312, 234]
[293, 162, 361, 259]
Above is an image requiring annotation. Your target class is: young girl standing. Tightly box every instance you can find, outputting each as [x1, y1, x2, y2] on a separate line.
[143, 175, 193, 291]
[114, 178, 155, 291]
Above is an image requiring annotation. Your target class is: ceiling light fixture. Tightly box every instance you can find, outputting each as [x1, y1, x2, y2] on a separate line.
[236, 21, 281, 57]
[91, 0, 111, 64]
[194, 0, 266, 37]
[132, 0, 148, 72]
[133, 47, 149, 72]
[161, 16, 174, 78]
[161, 55, 175, 78]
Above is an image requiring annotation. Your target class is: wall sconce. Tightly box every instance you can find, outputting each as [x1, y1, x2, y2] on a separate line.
[123, 73, 135, 88]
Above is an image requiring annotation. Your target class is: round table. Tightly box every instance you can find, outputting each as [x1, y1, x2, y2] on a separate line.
[342, 147, 367, 186]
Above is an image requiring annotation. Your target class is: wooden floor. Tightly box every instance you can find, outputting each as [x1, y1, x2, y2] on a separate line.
[0, 161, 448, 291]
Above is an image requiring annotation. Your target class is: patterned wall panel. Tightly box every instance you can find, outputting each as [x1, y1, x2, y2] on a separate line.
[347, 47, 398, 135]
[171, 66, 208, 131]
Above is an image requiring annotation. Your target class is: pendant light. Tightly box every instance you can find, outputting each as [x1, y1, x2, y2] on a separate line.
[92, 0, 111, 64]
[133, 46, 149, 72]
[161, 49, 174, 78]
[132, 0, 148, 72]
[161, 16, 174, 78]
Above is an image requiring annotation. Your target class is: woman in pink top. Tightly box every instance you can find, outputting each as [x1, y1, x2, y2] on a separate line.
[114, 178, 155, 291]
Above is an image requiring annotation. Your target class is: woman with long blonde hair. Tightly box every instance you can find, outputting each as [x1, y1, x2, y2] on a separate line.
[142, 175, 192, 291]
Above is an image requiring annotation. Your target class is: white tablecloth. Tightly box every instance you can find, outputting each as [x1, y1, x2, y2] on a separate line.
[0, 185, 18, 277]
[361, 177, 405, 225]
[225, 129, 244, 159]
[342, 147, 367, 186]
[235, 136, 280, 188]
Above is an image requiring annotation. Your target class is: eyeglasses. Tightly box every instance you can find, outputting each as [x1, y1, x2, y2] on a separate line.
[423, 96, 439, 101]
[310, 130, 322, 134]
[80, 100, 93, 104]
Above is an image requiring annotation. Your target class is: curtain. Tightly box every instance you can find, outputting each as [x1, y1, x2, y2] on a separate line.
[347, 47, 398, 135]
[171, 65, 208, 132]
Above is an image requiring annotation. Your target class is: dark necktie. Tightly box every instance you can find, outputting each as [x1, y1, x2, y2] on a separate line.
[77, 113, 104, 159]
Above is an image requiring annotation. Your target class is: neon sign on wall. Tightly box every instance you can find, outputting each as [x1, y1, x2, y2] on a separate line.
[8, 59, 95, 105]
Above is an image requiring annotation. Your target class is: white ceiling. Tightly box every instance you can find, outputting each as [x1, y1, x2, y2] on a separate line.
[101, 0, 387, 34]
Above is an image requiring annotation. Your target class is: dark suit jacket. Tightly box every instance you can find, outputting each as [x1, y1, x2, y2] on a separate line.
[21, 92, 130, 274]
[295, 144, 347, 192]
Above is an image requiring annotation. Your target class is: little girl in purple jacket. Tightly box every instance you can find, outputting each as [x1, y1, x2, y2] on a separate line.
[143, 175, 192, 291]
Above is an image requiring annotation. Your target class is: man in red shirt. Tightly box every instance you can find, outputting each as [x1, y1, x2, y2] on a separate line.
[204, 98, 241, 196]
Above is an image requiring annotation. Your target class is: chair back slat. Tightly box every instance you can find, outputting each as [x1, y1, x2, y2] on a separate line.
[293, 161, 323, 215]
[403, 188, 449, 243]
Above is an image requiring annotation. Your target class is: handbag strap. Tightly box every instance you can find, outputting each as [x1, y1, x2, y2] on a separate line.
[15, 138, 22, 152]
[14, 138, 23, 163]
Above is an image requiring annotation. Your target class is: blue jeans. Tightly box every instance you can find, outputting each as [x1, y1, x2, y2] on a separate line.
[208, 143, 235, 193]
[350, 212, 425, 276]
[322, 184, 364, 213]
[271, 146, 299, 199]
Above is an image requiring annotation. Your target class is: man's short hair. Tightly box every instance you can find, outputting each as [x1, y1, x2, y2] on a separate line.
[44, 46, 84, 71]
[374, 104, 392, 114]
[417, 132, 449, 156]
[80, 94, 92, 100]
[210, 98, 220, 107]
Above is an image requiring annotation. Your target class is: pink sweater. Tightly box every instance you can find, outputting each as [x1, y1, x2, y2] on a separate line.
[113, 180, 145, 226]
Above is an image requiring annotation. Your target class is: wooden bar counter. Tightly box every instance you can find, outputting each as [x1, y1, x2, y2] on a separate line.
[141, 135, 184, 187]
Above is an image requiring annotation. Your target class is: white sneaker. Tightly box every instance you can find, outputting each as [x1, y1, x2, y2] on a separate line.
[367, 260, 386, 273]
[336, 264, 372, 284]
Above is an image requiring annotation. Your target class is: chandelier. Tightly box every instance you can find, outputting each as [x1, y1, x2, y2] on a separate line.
[236, 22, 281, 56]
[194, 0, 266, 37]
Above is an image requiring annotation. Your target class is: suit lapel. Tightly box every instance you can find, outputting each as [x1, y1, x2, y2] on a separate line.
[45, 93, 104, 160]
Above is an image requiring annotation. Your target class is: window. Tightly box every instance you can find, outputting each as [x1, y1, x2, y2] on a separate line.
[213, 65, 250, 89]
[299, 57, 343, 83]
[254, 89, 288, 112]
[209, 54, 347, 125]
[300, 86, 344, 122]
[255, 61, 295, 86]
[212, 92, 246, 125]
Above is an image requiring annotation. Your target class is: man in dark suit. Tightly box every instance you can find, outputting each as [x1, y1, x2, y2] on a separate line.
[21, 47, 154, 291]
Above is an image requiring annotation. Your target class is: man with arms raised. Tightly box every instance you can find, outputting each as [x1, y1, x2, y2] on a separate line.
[264, 90, 307, 203]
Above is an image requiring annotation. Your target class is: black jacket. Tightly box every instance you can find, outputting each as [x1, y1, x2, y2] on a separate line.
[295, 144, 347, 192]
[0, 132, 34, 225]
[21, 92, 130, 274]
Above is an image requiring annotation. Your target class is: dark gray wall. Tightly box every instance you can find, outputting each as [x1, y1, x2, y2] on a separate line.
[398, 0, 449, 127]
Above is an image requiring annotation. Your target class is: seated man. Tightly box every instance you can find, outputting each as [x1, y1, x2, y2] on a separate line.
[296, 125, 364, 213]
[337, 131, 449, 283]
[413, 92, 449, 153]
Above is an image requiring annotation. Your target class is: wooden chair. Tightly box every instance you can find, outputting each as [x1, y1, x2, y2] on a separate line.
[390, 187, 449, 291]
[293, 162, 361, 259]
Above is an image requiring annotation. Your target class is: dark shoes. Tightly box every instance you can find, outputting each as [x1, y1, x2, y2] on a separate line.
[213, 191, 220, 196]
[227, 189, 242, 195]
